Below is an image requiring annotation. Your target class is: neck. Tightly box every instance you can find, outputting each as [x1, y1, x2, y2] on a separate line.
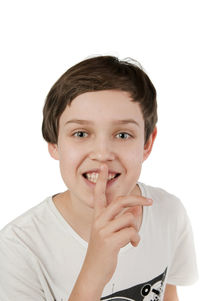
[52, 184, 142, 243]
[53, 190, 94, 242]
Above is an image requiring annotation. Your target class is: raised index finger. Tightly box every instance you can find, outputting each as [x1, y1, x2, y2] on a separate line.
[93, 164, 108, 216]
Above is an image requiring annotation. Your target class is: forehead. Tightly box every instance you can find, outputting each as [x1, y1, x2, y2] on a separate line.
[60, 90, 144, 126]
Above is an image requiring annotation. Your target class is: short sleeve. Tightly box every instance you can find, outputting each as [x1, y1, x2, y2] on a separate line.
[167, 203, 199, 286]
[0, 235, 54, 301]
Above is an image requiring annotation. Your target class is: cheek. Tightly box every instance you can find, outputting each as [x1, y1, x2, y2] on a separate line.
[123, 146, 144, 186]
[125, 145, 144, 168]
[58, 145, 83, 176]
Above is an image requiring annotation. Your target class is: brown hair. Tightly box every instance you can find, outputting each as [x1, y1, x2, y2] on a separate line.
[42, 55, 157, 144]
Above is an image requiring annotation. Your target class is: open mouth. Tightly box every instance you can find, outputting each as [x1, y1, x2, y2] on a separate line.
[82, 172, 121, 184]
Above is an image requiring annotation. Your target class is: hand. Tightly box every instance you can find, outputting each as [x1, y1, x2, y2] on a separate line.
[81, 164, 153, 288]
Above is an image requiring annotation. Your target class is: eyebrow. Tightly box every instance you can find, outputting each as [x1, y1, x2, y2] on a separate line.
[64, 119, 140, 127]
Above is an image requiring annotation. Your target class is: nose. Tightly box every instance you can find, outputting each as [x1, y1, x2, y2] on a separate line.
[88, 138, 115, 162]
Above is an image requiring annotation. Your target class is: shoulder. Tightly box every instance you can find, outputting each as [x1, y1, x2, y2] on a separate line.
[139, 182, 185, 209]
[0, 196, 52, 242]
[139, 182, 188, 226]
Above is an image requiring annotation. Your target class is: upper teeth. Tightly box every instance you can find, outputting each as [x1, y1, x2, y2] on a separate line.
[85, 172, 117, 183]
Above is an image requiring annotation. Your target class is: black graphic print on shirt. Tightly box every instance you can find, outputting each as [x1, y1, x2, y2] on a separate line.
[101, 268, 167, 301]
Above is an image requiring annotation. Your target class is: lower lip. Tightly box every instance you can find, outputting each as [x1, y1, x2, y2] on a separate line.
[82, 175, 120, 188]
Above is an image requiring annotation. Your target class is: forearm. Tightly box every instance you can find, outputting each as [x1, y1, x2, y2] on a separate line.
[68, 266, 105, 301]
[163, 284, 179, 301]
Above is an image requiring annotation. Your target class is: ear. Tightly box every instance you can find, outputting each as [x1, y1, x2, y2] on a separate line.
[48, 143, 59, 160]
[143, 127, 157, 162]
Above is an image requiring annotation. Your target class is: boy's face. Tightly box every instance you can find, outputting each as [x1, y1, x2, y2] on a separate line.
[49, 90, 156, 207]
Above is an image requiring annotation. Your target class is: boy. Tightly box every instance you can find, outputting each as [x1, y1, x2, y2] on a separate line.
[0, 55, 198, 300]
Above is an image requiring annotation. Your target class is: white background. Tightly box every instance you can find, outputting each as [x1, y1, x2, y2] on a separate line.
[0, 0, 199, 299]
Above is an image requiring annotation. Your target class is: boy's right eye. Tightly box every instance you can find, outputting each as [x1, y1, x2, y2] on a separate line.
[73, 131, 88, 138]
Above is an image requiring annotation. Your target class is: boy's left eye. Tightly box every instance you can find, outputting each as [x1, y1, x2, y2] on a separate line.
[116, 132, 131, 139]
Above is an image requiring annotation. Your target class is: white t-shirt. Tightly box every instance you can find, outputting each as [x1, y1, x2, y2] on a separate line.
[0, 182, 198, 301]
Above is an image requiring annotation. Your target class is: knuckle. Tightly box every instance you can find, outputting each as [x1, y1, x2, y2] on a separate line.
[110, 197, 123, 212]
[116, 195, 124, 204]
[126, 212, 134, 220]
[117, 199, 125, 211]
[125, 213, 136, 226]
[129, 226, 138, 237]
[132, 231, 140, 246]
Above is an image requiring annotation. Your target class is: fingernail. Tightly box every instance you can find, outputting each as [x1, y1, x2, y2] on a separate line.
[100, 164, 106, 171]
[147, 198, 153, 204]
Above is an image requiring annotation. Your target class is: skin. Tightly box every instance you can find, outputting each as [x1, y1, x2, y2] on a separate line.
[164, 284, 179, 301]
[48, 89, 178, 300]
